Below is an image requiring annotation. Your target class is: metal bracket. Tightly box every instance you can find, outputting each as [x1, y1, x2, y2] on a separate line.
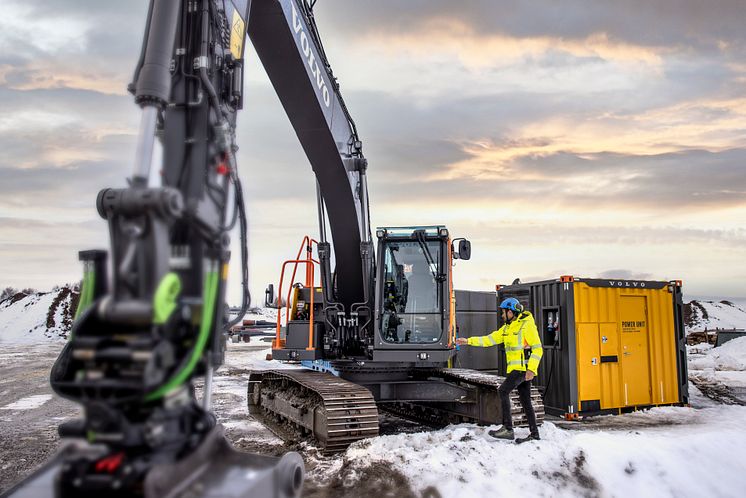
[193, 56, 209, 70]
[342, 157, 367, 172]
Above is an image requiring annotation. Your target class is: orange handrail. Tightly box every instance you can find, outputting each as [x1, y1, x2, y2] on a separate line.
[273, 236, 321, 352]
[274, 260, 317, 351]
[285, 236, 319, 324]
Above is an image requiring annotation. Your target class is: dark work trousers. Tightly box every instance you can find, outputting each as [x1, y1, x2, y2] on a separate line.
[498, 370, 539, 435]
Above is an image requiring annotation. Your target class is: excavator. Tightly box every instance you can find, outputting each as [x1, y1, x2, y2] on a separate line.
[2, 1, 543, 497]
[244, 0, 545, 452]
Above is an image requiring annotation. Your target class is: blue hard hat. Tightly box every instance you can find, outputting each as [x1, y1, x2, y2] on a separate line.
[499, 297, 523, 313]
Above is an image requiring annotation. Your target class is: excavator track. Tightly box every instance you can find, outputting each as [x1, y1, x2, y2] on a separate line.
[436, 368, 545, 426]
[248, 368, 543, 451]
[248, 369, 379, 453]
[381, 368, 544, 428]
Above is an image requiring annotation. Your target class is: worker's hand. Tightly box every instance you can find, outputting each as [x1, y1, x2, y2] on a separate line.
[525, 370, 535, 381]
[455, 338, 468, 346]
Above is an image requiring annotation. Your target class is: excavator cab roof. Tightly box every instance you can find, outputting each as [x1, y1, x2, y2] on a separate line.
[376, 226, 449, 238]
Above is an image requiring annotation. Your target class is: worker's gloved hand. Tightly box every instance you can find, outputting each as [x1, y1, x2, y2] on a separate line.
[525, 370, 535, 381]
[455, 338, 468, 346]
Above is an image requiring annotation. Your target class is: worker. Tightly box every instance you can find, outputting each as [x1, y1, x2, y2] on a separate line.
[406, 260, 437, 312]
[455, 297, 543, 443]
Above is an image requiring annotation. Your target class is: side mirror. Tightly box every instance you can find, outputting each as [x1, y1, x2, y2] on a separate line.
[264, 284, 275, 308]
[453, 239, 471, 260]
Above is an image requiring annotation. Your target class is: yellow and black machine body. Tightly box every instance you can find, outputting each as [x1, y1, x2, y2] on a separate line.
[498, 276, 689, 418]
[228, 0, 546, 452]
[270, 227, 460, 365]
[254, 228, 545, 453]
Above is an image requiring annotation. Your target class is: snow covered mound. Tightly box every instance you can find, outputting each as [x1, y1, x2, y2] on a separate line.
[685, 300, 746, 333]
[0, 286, 78, 344]
[319, 406, 746, 498]
[688, 337, 746, 405]
[689, 337, 746, 372]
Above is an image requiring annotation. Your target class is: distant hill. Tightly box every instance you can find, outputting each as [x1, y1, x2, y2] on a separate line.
[0, 285, 79, 343]
[684, 300, 746, 333]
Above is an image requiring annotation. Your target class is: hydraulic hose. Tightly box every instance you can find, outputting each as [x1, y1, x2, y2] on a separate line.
[198, 0, 224, 121]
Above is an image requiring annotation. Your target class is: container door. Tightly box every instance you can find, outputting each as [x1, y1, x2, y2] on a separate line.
[620, 296, 652, 405]
[576, 323, 601, 408]
[599, 323, 622, 409]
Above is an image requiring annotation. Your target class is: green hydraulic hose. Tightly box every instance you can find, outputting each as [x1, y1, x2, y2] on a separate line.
[70, 270, 94, 341]
[74, 269, 95, 321]
[145, 269, 219, 402]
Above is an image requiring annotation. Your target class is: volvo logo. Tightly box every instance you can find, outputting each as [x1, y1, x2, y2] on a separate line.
[608, 280, 647, 288]
[292, 3, 331, 108]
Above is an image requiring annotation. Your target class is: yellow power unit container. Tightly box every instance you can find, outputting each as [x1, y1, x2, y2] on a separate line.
[498, 277, 688, 417]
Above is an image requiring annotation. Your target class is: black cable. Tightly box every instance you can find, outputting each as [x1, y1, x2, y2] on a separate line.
[226, 163, 250, 329]
[200, 0, 231, 209]
[542, 348, 555, 403]
[364, 179, 373, 246]
[302, 0, 372, 255]
[176, 4, 199, 191]
[200, 0, 229, 122]
[301, 0, 362, 155]
[224, 177, 240, 231]
[205, 170, 228, 207]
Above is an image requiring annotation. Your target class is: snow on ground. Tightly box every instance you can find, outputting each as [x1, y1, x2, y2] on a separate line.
[688, 337, 746, 406]
[310, 405, 746, 498]
[687, 381, 720, 408]
[1, 394, 53, 411]
[231, 336, 746, 498]
[301, 334, 746, 497]
[689, 337, 746, 373]
[3, 294, 746, 496]
[223, 339, 301, 371]
[686, 300, 746, 333]
[229, 307, 279, 324]
[688, 337, 746, 391]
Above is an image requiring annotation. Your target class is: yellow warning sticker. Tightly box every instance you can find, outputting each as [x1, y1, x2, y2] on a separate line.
[230, 9, 246, 60]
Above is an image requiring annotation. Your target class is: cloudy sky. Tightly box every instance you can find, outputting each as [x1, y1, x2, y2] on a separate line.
[1, 0, 745, 302]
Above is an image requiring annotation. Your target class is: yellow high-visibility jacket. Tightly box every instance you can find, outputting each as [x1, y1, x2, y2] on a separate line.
[467, 311, 543, 374]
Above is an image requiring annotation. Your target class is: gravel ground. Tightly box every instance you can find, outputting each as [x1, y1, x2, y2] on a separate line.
[0, 343, 80, 494]
[0, 341, 423, 496]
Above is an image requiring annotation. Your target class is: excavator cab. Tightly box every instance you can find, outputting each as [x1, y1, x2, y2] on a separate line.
[379, 233, 442, 344]
[371, 226, 468, 363]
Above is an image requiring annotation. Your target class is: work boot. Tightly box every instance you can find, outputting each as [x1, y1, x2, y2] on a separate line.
[515, 433, 541, 444]
[488, 427, 514, 440]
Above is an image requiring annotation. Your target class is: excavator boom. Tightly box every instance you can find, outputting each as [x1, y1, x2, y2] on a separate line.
[249, 0, 372, 308]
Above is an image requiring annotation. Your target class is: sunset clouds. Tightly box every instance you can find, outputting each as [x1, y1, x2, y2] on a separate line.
[1, 0, 744, 299]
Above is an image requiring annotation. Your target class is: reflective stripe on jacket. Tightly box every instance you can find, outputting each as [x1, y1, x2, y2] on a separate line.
[466, 311, 543, 374]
